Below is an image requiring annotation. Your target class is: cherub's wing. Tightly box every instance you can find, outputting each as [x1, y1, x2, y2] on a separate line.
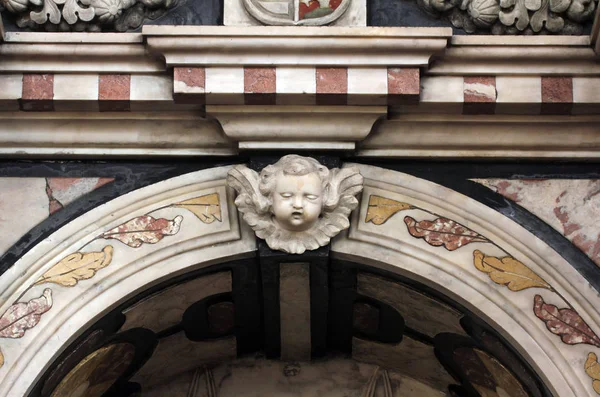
[227, 165, 271, 223]
[323, 166, 364, 212]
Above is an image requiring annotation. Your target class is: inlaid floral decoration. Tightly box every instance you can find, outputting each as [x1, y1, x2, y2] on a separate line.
[0, 193, 221, 369]
[365, 194, 600, 395]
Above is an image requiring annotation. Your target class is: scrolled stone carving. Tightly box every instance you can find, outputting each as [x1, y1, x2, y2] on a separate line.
[417, 0, 597, 34]
[1, 0, 176, 31]
[227, 155, 363, 254]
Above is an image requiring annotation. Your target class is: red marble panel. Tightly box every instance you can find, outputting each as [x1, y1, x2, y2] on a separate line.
[21, 74, 54, 111]
[387, 68, 420, 105]
[174, 67, 205, 89]
[99, 74, 130, 112]
[541, 77, 573, 115]
[244, 67, 276, 105]
[316, 67, 348, 105]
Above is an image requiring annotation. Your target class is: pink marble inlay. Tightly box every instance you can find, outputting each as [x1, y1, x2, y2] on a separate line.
[473, 178, 600, 266]
[244, 67, 276, 94]
[174, 67, 205, 89]
[46, 177, 114, 215]
[387, 68, 420, 96]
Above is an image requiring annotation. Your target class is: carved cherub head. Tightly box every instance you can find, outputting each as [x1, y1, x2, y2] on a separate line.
[227, 155, 363, 254]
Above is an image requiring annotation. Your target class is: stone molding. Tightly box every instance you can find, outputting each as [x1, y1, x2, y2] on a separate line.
[6, 72, 599, 115]
[360, 114, 600, 158]
[0, 111, 600, 158]
[207, 105, 386, 150]
[0, 26, 599, 157]
[0, 112, 235, 157]
[0, 165, 599, 395]
[173, 66, 421, 106]
[0, 32, 162, 73]
[333, 164, 600, 397]
[0, 166, 256, 396]
[143, 26, 452, 67]
[429, 35, 600, 76]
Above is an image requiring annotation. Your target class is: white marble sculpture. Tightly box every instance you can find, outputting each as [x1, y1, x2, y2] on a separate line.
[227, 155, 363, 254]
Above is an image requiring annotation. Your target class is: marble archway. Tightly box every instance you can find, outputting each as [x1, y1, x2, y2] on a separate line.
[0, 164, 598, 396]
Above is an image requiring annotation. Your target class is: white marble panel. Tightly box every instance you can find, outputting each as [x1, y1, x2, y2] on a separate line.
[0, 178, 49, 256]
[419, 76, 463, 113]
[205, 67, 245, 105]
[495, 76, 542, 114]
[276, 67, 316, 105]
[572, 77, 600, 114]
[53, 74, 99, 111]
[0, 74, 22, 111]
[347, 67, 387, 105]
[130, 75, 175, 111]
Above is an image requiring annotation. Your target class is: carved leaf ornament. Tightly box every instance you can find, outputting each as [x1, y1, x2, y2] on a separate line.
[369, 193, 600, 393]
[417, 0, 596, 34]
[174, 193, 222, 224]
[0, 192, 216, 369]
[365, 195, 413, 225]
[533, 295, 600, 347]
[404, 216, 490, 251]
[34, 246, 114, 287]
[0, 289, 53, 339]
[2, 0, 175, 32]
[473, 250, 551, 291]
[586, 353, 600, 394]
[101, 215, 183, 248]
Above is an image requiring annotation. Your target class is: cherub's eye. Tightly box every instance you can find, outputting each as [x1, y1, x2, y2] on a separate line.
[280, 193, 293, 199]
[305, 194, 318, 200]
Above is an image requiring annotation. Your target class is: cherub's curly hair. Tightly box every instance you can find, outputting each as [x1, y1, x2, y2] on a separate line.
[259, 155, 330, 205]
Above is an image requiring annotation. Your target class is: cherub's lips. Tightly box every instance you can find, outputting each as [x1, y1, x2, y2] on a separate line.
[292, 211, 304, 217]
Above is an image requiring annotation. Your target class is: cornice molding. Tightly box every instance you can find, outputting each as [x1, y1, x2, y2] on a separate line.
[428, 36, 600, 76]
[143, 26, 452, 67]
[359, 114, 600, 158]
[206, 105, 387, 151]
[0, 33, 162, 73]
[0, 112, 235, 157]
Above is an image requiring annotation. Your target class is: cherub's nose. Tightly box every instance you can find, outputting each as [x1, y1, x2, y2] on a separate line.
[293, 196, 303, 208]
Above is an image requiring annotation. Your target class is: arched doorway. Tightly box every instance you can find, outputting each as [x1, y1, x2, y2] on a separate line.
[0, 164, 598, 396]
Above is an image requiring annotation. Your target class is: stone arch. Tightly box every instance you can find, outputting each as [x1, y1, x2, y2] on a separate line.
[0, 164, 598, 396]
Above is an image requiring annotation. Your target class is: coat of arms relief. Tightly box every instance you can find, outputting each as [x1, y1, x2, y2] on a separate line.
[242, 0, 352, 25]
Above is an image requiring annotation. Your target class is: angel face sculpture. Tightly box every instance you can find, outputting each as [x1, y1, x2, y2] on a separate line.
[227, 155, 363, 254]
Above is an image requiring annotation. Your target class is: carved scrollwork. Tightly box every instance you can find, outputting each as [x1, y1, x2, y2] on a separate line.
[417, 0, 597, 34]
[0, 0, 176, 31]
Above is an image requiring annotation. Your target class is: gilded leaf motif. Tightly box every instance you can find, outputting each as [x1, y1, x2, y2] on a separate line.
[533, 295, 600, 347]
[34, 246, 114, 287]
[585, 352, 600, 394]
[0, 348, 4, 369]
[404, 216, 490, 250]
[0, 289, 53, 338]
[365, 195, 413, 225]
[473, 250, 551, 291]
[102, 215, 183, 248]
[173, 193, 222, 224]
